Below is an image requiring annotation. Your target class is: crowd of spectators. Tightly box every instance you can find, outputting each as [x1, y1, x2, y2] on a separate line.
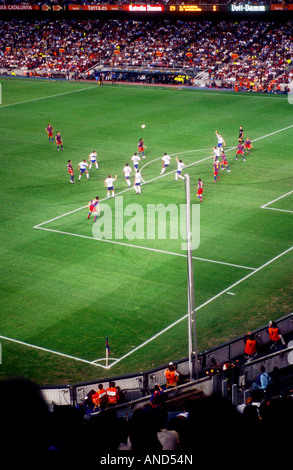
[0, 19, 292, 92]
[0, 376, 292, 462]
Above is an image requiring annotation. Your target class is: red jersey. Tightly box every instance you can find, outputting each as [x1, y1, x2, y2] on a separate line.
[197, 181, 204, 195]
[236, 144, 244, 154]
[46, 125, 53, 136]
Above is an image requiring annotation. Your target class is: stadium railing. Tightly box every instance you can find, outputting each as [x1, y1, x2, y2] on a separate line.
[40, 313, 293, 408]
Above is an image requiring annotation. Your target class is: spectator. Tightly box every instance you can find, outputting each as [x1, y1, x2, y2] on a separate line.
[184, 394, 245, 451]
[237, 389, 264, 414]
[150, 384, 164, 409]
[252, 365, 271, 391]
[106, 381, 119, 407]
[206, 354, 222, 376]
[267, 321, 286, 351]
[92, 383, 107, 411]
[0, 377, 50, 461]
[128, 406, 162, 452]
[164, 362, 179, 388]
[244, 331, 258, 361]
[156, 408, 180, 450]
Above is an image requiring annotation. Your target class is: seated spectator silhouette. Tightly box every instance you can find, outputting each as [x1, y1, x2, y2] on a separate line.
[0, 377, 50, 461]
[252, 366, 271, 391]
[128, 406, 162, 452]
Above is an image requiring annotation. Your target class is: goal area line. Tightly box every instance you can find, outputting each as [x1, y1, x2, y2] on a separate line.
[23, 123, 293, 369]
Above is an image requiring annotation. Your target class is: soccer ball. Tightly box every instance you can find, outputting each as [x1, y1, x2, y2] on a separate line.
[141, 124, 146, 128]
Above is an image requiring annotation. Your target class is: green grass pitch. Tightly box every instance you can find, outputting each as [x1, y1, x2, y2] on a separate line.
[0, 77, 292, 385]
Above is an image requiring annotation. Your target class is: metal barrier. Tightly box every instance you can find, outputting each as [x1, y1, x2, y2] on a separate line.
[40, 313, 293, 407]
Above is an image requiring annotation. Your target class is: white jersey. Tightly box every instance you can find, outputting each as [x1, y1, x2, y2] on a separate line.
[135, 171, 142, 184]
[131, 155, 141, 166]
[162, 154, 171, 165]
[217, 135, 224, 145]
[105, 177, 115, 188]
[89, 151, 97, 161]
[177, 161, 185, 172]
[213, 147, 221, 159]
[79, 161, 88, 170]
[123, 166, 132, 177]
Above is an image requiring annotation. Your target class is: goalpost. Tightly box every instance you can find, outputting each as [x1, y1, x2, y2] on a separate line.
[185, 174, 199, 381]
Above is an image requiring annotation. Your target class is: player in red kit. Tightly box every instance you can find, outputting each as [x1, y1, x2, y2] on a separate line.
[67, 160, 75, 183]
[244, 138, 253, 154]
[235, 143, 245, 161]
[87, 197, 100, 222]
[213, 158, 220, 182]
[220, 150, 230, 172]
[45, 124, 54, 142]
[55, 131, 64, 151]
[138, 138, 146, 158]
[197, 178, 204, 202]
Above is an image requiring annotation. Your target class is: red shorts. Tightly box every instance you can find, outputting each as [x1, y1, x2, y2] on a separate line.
[90, 204, 96, 212]
[197, 188, 203, 195]
[222, 161, 227, 166]
[138, 147, 144, 152]
[68, 169, 73, 175]
[237, 150, 243, 155]
[47, 132, 53, 137]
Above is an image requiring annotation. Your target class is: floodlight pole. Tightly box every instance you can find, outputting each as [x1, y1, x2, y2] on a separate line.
[185, 174, 199, 381]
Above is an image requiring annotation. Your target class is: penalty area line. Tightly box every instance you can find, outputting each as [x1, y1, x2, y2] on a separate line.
[34, 123, 293, 228]
[34, 225, 256, 271]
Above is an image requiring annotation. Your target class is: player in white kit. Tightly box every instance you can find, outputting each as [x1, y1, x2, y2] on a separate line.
[105, 174, 117, 198]
[160, 153, 171, 175]
[175, 156, 185, 181]
[215, 130, 225, 148]
[123, 163, 132, 187]
[134, 169, 142, 194]
[78, 159, 89, 181]
[89, 150, 99, 170]
[131, 153, 141, 170]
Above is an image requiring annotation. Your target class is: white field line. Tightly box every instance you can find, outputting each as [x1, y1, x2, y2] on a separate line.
[0, 334, 109, 369]
[1, 245, 291, 369]
[33, 148, 217, 228]
[34, 123, 293, 229]
[262, 208, 293, 214]
[26, 124, 292, 367]
[261, 190, 293, 214]
[0, 85, 99, 109]
[33, 225, 256, 271]
[107, 245, 293, 368]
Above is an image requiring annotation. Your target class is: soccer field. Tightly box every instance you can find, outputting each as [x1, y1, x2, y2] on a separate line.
[0, 77, 292, 385]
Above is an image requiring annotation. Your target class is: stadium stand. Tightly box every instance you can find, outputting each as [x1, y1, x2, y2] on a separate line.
[1, 314, 292, 460]
[0, 19, 292, 92]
